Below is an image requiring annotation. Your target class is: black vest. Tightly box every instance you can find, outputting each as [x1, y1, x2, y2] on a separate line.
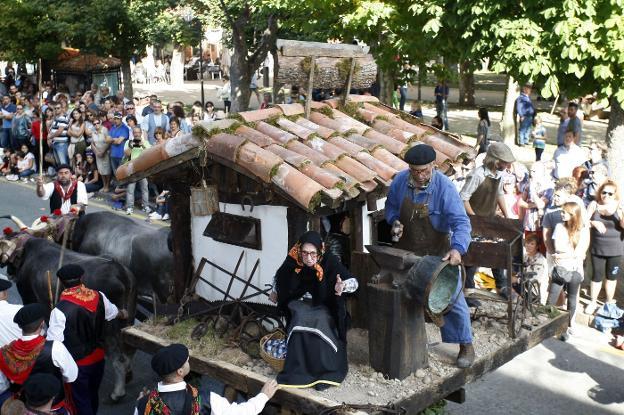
[136, 388, 197, 415]
[10, 341, 65, 405]
[49, 185, 78, 213]
[56, 292, 105, 361]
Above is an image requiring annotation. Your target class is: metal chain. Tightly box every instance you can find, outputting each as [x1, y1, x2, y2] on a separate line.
[318, 403, 406, 415]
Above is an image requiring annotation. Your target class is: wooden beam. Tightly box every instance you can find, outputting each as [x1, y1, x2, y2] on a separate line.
[342, 58, 356, 106]
[122, 326, 339, 413]
[118, 147, 201, 185]
[169, 182, 193, 302]
[276, 39, 369, 58]
[304, 56, 315, 119]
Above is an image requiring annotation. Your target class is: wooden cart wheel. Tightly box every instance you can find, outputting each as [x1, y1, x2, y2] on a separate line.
[524, 279, 541, 316]
[510, 290, 527, 338]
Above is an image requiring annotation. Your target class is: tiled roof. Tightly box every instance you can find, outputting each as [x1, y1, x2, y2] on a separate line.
[117, 95, 476, 212]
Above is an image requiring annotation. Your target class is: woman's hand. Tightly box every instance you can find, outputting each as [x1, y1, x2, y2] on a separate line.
[269, 291, 278, 303]
[335, 274, 346, 296]
[592, 220, 607, 234]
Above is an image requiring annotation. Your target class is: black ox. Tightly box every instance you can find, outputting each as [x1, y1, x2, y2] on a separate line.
[0, 231, 137, 403]
[71, 211, 174, 303]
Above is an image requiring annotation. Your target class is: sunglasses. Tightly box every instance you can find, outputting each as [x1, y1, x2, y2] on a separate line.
[602, 191, 614, 196]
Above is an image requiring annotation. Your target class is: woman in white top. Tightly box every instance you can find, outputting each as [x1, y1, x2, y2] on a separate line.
[548, 201, 588, 339]
[17, 143, 36, 181]
[89, 119, 112, 192]
[67, 108, 86, 160]
[168, 117, 183, 139]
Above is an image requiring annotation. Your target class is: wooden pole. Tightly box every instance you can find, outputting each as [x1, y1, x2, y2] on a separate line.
[550, 94, 560, 115]
[169, 182, 193, 302]
[304, 56, 315, 119]
[342, 58, 356, 106]
[46, 271, 53, 310]
[54, 228, 70, 305]
[38, 58, 44, 177]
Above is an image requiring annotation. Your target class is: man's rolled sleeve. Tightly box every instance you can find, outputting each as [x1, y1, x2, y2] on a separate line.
[385, 170, 408, 225]
[441, 185, 472, 255]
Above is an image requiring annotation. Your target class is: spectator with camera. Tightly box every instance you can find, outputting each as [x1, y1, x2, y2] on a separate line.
[124, 126, 151, 215]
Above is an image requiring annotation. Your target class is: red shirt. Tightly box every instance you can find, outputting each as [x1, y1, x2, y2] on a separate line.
[31, 119, 47, 142]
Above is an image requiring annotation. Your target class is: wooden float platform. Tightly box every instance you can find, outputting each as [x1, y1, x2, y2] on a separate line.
[122, 312, 568, 414]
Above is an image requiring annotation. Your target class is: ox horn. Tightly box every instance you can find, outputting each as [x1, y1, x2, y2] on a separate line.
[0, 215, 29, 230]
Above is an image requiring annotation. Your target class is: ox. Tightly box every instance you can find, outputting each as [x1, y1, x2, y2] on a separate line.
[0, 229, 137, 403]
[71, 211, 174, 303]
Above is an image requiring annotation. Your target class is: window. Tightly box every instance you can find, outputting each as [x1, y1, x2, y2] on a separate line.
[203, 212, 262, 250]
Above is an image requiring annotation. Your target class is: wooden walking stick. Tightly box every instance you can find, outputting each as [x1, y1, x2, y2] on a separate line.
[38, 58, 44, 177]
[46, 270, 54, 310]
[53, 228, 70, 305]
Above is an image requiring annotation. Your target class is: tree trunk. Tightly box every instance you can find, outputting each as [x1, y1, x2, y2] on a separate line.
[458, 61, 475, 107]
[607, 97, 624, 144]
[271, 48, 281, 104]
[500, 75, 519, 145]
[417, 62, 425, 102]
[230, 47, 253, 113]
[377, 67, 394, 106]
[170, 46, 185, 87]
[121, 59, 133, 98]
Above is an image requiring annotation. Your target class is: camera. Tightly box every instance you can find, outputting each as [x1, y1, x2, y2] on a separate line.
[132, 139, 141, 146]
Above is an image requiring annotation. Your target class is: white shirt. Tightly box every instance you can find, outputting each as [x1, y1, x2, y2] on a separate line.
[0, 300, 22, 347]
[17, 152, 35, 172]
[40, 181, 88, 214]
[46, 290, 118, 343]
[553, 143, 587, 179]
[0, 334, 78, 393]
[132, 381, 270, 415]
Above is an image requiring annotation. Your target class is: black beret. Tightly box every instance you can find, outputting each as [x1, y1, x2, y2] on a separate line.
[13, 303, 47, 328]
[0, 279, 11, 291]
[151, 344, 189, 376]
[404, 144, 436, 166]
[23, 373, 60, 407]
[57, 264, 84, 282]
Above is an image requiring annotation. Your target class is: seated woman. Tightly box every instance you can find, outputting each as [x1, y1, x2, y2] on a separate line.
[274, 231, 358, 390]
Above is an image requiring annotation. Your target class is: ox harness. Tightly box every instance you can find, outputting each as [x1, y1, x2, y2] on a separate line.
[49, 181, 78, 214]
[57, 285, 105, 365]
[0, 337, 66, 407]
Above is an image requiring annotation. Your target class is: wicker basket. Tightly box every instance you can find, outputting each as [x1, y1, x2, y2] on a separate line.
[260, 329, 286, 372]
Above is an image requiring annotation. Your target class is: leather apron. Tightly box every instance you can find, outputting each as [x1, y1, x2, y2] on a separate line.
[468, 173, 500, 217]
[395, 193, 450, 256]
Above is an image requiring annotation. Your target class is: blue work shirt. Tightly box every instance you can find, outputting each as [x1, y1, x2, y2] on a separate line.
[516, 93, 535, 118]
[2, 103, 16, 129]
[385, 169, 472, 255]
[109, 123, 130, 158]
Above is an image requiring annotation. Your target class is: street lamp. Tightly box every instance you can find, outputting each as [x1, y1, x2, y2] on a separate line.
[183, 9, 205, 108]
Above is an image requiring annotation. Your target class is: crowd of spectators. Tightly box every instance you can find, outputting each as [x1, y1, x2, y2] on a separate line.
[0, 73, 231, 221]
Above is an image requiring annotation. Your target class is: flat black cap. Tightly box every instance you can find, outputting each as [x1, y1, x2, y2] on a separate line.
[57, 264, 84, 282]
[0, 279, 11, 291]
[23, 373, 60, 407]
[151, 343, 189, 376]
[404, 144, 436, 166]
[13, 303, 47, 328]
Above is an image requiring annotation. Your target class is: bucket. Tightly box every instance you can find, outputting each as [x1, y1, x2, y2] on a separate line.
[404, 256, 465, 325]
[190, 181, 219, 216]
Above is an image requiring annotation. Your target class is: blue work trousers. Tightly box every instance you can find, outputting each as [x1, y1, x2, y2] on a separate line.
[441, 273, 473, 344]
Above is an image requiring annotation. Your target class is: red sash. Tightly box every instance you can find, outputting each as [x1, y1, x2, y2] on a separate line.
[0, 336, 46, 384]
[53, 180, 78, 202]
[59, 285, 99, 312]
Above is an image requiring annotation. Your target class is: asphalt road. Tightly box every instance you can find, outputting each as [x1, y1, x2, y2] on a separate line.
[2, 177, 624, 415]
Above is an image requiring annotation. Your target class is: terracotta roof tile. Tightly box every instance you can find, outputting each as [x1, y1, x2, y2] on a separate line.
[271, 163, 324, 211]
[371, 148, 408, 172]
[255, 121, 297, 145]
[236, 142, 283, 183]
[235, 125, 275, 148]
[286, 140, 331, 165]
[205, 133, 247, 161]
[362, 130, 407, 155]
[120, 97, 477, 212]
[276, 117, 316, 140]
[266, 144, 309, 167]
[237, 107, 283, 123]
[275, 103, 305, 116]
[308, 111, 351, 134]
[310, 101, 331, 110]
[294, 118, 335, 139]
[354, 152, 396, 182]
[371, 119, 413, 143]
[331, 110, 369, 134]
[346, 94, 380, 103]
